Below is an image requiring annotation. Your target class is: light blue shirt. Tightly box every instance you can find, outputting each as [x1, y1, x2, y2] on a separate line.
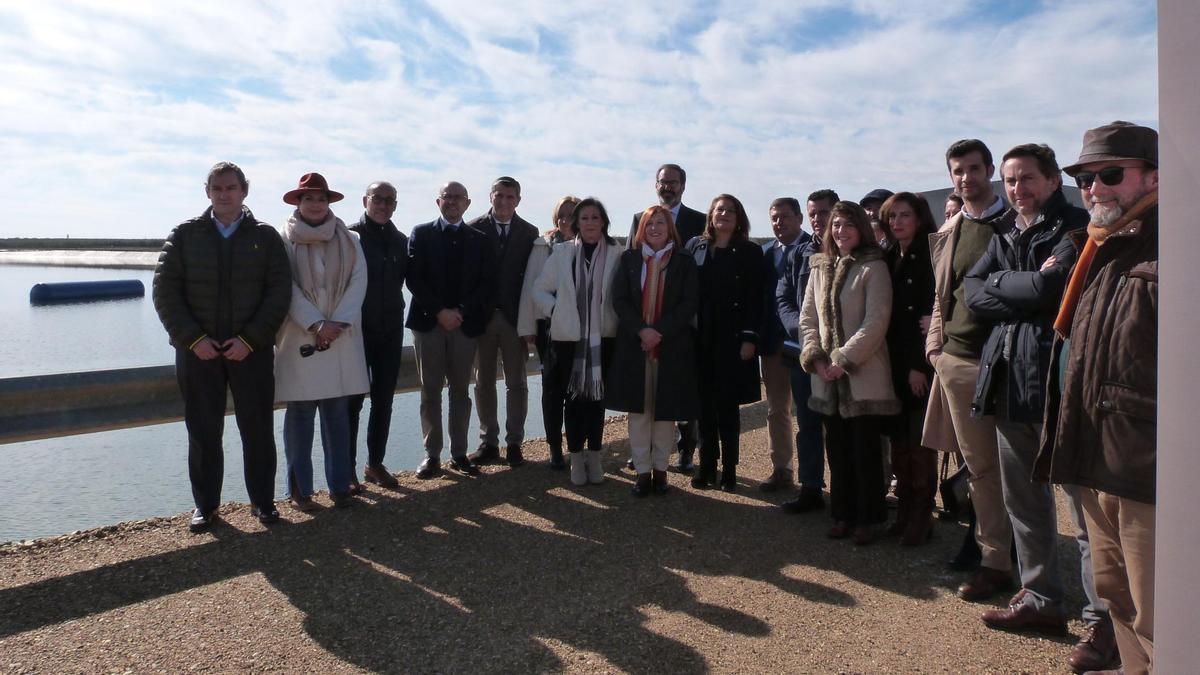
[212, 211, 244, 238]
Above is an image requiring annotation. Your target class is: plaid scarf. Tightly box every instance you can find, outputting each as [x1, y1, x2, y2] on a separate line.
[640, 242, 674, 360]
[569, 238, 609, 400]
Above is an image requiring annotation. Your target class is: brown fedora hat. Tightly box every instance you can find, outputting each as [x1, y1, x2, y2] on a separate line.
[1062, 121, 1158, 176]
[283, 172, 345, 205]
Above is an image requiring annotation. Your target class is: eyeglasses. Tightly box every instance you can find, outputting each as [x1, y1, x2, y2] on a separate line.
[1074, 166, 1128, 189]
[299, 343, 329, 358]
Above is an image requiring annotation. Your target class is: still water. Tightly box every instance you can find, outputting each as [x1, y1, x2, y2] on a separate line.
[0, 263, 561, 543]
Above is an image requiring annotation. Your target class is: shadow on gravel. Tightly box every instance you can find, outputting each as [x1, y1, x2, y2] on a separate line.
[0, 399, 1090, 669]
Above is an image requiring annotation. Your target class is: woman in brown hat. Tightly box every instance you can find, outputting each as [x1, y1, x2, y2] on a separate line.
[275, 173, 370, 510]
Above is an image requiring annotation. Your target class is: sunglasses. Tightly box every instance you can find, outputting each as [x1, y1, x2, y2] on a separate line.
[1074, 166, 1128, 189]
[299, 343, 330, 358]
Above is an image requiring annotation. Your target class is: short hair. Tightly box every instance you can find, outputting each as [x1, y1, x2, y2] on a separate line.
[822, 201, 879, 256]
[806, 189, 840, 206]
[570, 196, 616, 245]
[206, 161, 247, 190]
[633, 205, 682, 249]
[702, 194, 751, 243]
[769, 197, 801, 216]
[945, 193, 964, 206]
[491, 176, 521, 195]
[946, 139, 994, 170]
[656, 163, 686, 185]
[1001, 143, 1061, 181]
[365, 180, 396, 196]
[878, 192, 938, 246]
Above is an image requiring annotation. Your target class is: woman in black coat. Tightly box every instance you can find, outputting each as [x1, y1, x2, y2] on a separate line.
[606, 205, 700, 496]
[880, 192, 938, 545]
[684, 194, 763, 492]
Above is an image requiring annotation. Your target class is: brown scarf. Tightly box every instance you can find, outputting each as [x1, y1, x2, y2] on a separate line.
[284, 210, 358, 318]
[1053, 191, 1157, 337]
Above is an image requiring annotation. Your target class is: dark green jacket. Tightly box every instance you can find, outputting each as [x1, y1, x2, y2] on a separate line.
[152, 206, 292, 351]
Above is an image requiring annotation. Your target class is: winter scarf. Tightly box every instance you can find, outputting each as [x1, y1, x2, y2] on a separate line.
[569, 238, 610, 400]
[284, 210, 358, 318]
[640, 241, 674, 360]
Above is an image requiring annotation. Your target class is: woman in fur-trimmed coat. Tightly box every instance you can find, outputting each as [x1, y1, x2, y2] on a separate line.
[799, 201, 899, 545]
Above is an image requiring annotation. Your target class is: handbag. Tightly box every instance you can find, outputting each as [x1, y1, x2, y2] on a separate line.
[938, 452, 971, 519]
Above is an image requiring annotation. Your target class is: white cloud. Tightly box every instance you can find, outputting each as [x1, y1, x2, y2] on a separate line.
[0, 0, 1158, 238]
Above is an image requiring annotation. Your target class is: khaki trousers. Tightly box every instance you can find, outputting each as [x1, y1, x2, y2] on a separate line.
[1081, 488, 1155, 675]
[925, 351, 1012, 570]
[473, 312, 529, 448]
[760, 351, 796, 472]
[629, 358, 675, 473]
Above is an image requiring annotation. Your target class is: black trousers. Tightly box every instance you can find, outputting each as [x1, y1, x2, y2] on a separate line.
[823, 414, 887, 527]
[348, 330, 404, 467]
[698, 395, 740, 473]
[551, 339, 612, 453]
[537, 321, 566, 452]
[176, 346, 277, 512]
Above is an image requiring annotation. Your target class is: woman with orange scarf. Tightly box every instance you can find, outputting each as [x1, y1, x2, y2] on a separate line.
[605, 206, 700, 496]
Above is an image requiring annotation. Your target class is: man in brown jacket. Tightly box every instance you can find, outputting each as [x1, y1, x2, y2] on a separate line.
[1035, 121, 1159, 675]
[922, 139, 1017, 601]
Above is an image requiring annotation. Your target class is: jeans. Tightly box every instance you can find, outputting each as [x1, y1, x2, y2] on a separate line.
[790, 364, 825, 489]
[284, 397, 353, 497]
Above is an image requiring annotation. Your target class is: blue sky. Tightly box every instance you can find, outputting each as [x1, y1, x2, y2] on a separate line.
[0, 1, 1158, 239]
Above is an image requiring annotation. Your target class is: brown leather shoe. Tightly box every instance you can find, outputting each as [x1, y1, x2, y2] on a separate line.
[759, 468, 794, 493]
[827, 521, 851, 539]
[981, 599, 1068, 636]
[468, 443, 501, 465]
[1068, 620, 1120, 673]
[363, 463, 400, 489]
[957, 566, 1014, 602]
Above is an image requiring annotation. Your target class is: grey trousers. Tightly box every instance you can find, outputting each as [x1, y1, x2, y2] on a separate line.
[473, 312, 529, 448]
[413, 325, 478, 459]
[996, 417, 1065, 614]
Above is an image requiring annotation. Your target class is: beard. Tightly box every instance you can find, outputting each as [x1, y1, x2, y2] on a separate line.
[1090, 200, 1123, 227]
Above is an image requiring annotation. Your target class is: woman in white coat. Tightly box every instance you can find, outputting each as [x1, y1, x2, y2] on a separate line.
[531, 197, 620, 485]
[275, 173, 369, 510]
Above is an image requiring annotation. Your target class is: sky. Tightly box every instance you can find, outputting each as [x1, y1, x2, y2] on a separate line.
[0, 0, 1158, 239]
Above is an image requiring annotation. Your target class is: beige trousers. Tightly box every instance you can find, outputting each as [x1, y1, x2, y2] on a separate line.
[924, 350, 1012, 571]
[628, 358, 675, 473]
[760, 351, 797, 472]
[1081, 488, 1155, 675]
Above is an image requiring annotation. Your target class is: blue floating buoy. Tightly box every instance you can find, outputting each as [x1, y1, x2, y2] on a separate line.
[30, 280, 145, 305]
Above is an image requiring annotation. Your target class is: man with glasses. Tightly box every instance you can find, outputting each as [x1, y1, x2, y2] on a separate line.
[347, 181, 407, 491]
[1035, 121, 1160, 675]
[153, 161, 292, 532]
[407, 181, 494, 479]
[627, 163, 706, 472]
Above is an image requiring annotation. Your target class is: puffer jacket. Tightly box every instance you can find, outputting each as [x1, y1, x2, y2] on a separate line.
[153, 206, 292, 351]
[1033, 207, 1158, 504]
[965, 191, 1088, 422]
[349, 214, 407, 336]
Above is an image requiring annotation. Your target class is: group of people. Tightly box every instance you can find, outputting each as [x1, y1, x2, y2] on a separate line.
[153, 119, 1158, 675]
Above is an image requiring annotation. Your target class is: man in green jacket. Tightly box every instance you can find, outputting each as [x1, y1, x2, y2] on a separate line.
[153, 161, 293, 532]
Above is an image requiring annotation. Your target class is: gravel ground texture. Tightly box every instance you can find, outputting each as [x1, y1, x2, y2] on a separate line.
[1, 402, 1090, 674]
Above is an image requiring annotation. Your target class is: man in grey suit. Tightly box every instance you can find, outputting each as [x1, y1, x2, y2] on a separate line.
[467, 176, 539, 467]
[627, 163, 707, 472]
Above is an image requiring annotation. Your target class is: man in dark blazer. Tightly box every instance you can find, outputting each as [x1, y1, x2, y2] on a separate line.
[627, 163, 707, 472]
[347, 180, 407, 491]
[467, 176, 539, 467]
[406, 181, 493, 479]
[775, 188, 839, 513]
[758, 197, 812, 494]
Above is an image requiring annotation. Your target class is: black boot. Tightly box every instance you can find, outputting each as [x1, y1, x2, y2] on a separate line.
[652, 469, 670, 495]
[691, 462, 716, 489]
[632, 473, 652, 497]
[548, 445, 566, 471]
[720, 465, 737, 493]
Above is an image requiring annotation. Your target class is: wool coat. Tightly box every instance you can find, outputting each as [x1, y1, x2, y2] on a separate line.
[799, 248, 900, 418]
[885, 234, 936, 409]
[274, 224, 370, 402]
[531, 240, 621, 342]
[685, 236, 764, 406]
[604, 248, 700, 420]
[516, 234, 554, 337]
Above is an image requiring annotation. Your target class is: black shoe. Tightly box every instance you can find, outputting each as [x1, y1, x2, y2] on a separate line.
[548, 450, 567, 471]
[625, 458, 635, 471]
[674, 451, 696, 475]
[251, 504, 280, 524]
[416, 457, 442, 480]
[449, 455, 481, 476]
[469, 443, 501, 465]
[652, 469, 670, 495]
[720, 467, 737, 493]
[331, 491, 355, 508]
[781, 488, 826, 514]
[506, 445, 526, 467]
[188, 508, 216, 533]
[947, 549, 982, 572]
[632, 473, 652, 497]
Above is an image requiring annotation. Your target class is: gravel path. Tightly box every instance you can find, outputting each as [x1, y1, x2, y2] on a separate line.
[1, 402, 1085, 673]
